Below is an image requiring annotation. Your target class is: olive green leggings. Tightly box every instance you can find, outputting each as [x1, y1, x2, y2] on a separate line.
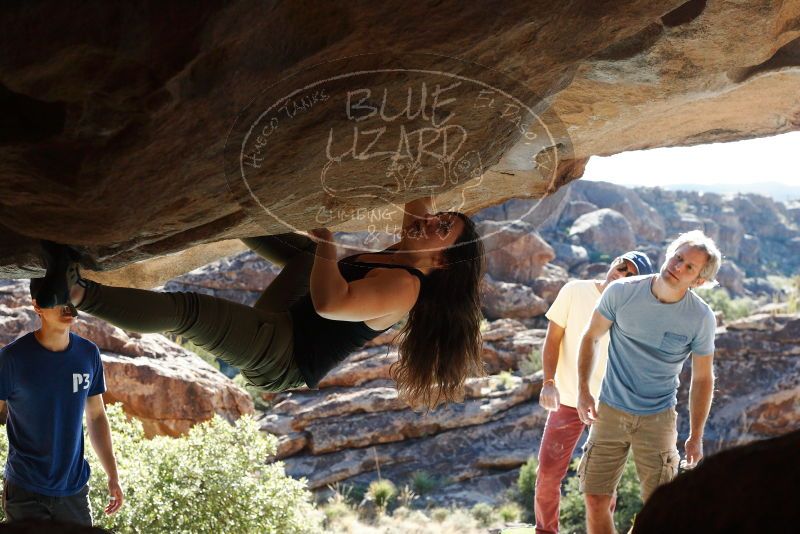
[78, 234, 316, 391]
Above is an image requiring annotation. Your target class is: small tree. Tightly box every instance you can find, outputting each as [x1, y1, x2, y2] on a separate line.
[517, 456, 538, 506]
[366, 479, 397, 513]
[87, 404, 321, 533]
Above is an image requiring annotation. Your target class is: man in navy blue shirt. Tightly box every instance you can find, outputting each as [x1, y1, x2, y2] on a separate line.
[0, 281, 124, 525]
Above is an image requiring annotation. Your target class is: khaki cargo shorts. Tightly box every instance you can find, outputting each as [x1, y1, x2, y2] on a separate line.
[578, 402, 680, 502]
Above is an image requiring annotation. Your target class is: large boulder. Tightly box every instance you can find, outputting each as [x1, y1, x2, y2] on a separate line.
[478, 221, 556, 284]
[568, 208, 637, 257]
[558, 200, 599, 229]
[480, 275, 550, 321]
[550, 242, 590, 271]
[531, 263, 570, 304]
[2, 1, 800, 285]
[715, 260, 746, 297]
[571, 181, 666, 242]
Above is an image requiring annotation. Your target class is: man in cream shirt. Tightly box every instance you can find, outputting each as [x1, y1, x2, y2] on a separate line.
[534, 251, 653, 534]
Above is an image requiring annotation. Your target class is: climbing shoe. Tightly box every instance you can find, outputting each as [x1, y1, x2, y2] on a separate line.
[32, 241, 85, 308]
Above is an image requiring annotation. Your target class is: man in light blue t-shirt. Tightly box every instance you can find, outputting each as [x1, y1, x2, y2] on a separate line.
[576, 231, 721, 534]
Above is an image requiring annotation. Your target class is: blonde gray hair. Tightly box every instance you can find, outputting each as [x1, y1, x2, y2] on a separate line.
[665, 230, 722, 288]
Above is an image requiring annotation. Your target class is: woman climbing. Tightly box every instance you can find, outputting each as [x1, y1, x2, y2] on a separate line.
[34, 197, 485, 407]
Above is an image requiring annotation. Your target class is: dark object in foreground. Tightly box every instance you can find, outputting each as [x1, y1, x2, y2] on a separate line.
[632, 429, 800, 533]
[0, 520, 109, 533]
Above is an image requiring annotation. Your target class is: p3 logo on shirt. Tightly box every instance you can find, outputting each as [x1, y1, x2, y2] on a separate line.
[72, 373, 90, 393]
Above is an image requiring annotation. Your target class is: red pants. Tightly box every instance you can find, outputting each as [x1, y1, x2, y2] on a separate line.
[534, 405, 601, 534]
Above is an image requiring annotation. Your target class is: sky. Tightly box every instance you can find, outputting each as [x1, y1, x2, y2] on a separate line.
[582, 131, 800, 188]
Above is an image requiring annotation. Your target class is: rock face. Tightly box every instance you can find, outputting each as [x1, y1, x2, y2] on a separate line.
[253, 317, 547, 506]
[252, 311, 800, 508]
[479, 180, 800, 297]
[568, 208, 637, 257]
[478, 221, 556, 285]
[2, 1, 799, 283]
[165, 251, 281, 306]
[0, 280, 254, 437]
[676, 313, 800, 453]
[480, 275, 549, 320]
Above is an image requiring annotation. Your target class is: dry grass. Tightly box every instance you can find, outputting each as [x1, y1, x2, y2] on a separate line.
[322, 504, 490, 533]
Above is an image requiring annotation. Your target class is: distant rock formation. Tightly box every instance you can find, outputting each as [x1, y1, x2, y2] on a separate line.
[478, 180, 800, 297]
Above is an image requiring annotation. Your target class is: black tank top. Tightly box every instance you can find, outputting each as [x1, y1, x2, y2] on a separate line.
[289, 250, 425, 389]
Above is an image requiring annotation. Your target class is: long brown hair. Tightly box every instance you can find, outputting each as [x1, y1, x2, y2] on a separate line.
[393, 213, 486, 408]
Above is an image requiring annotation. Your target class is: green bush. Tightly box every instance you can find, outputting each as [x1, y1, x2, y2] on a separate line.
[0, 404, 320, 533]
[498, 502, 522, 523]
[470, 502, 496, 527]
[397, 484, 418, 508]
[517, 456, 538, 507]
[430, 507, 449, 523]
[560, 455, 643, 533]
[410, 470, 438, 495]
[322, 501, 352, 525]
[497, 371, 516, 390]
[519, 348, 543, 376]
[694, 287, 757, 322]
[367, 479, 397, 512]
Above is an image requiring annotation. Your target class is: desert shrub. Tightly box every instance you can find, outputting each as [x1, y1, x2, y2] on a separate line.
[694, 287, 757, 322]
[498, 502, 522, 523]
[430, 507, 450, 523]
[410, 470, 438, 495]
[519, 348, 543, 375]
[0, 405, 320, 531]
[497, 370, 516, 390]
[347, 482, 369, 507]
[786, 276, 800, 313]
[367, 479, 397, 512]
[517, 456, 538, 507]
[84, 404, 320, 533]
[470, 502, 496, 527]
[397, 484, 418, 508]
[323, 501, 353, 525]
[560, 455, 643, 533]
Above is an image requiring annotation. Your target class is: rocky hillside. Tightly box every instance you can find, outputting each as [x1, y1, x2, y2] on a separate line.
[161, 195, 799, 507]
[2, 183, 798, 508]
[263, 312, 799, 507]
[479, 180, 800, 297]
[2, 270, 797, 509]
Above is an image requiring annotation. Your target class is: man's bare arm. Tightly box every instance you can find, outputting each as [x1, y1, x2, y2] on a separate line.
[576, 311, 613, 424]
[539, 321, 565, 411]
[684, 353, 715, 467]
[86, 395, 124, 514]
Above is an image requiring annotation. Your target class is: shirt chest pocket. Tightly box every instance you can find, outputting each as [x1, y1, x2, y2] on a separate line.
[659, 332, 688, 354]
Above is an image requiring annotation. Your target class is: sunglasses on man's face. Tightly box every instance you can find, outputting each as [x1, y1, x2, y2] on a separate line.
[614, 261, 638, 277]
